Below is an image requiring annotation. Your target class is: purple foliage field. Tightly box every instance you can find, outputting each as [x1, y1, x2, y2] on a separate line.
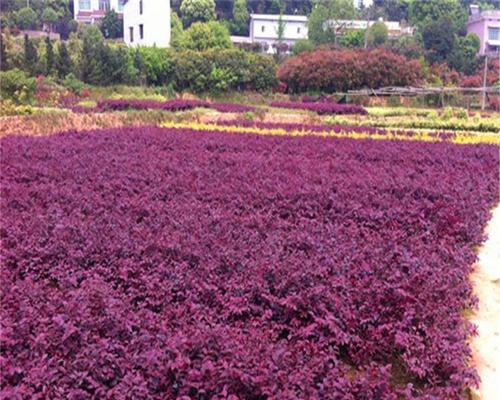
[269, 101, 367, 115]
[0, 126, 498, 399]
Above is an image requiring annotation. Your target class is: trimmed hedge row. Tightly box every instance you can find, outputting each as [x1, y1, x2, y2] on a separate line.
[138, 48, 278, 93]
[72, 99, 256, 114]
[278, 48, 423, 93]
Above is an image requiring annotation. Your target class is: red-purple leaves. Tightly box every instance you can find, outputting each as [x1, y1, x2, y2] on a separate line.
[0, 127, 498, 399]
[72, 99, 256, 114]
[269, 101, 368, 115]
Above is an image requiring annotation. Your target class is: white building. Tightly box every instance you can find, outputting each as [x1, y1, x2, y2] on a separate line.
[123, 0, 171, 47]
[326, 19, 415, 37]
[249, 14, 308, 53]
[74, 0, 124, 24]
[354, 0, 373, 8]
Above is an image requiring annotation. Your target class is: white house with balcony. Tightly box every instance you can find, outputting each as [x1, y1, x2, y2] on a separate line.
[123, 0, 170, 47]
[249, 14, 308, 53]
[74, 0, 124, 24]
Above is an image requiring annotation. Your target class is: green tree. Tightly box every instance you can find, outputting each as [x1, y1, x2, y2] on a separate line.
[180, 0, 216, 27]
[422, 16, 456, 64]
[274, 9, 287, 60]
[232, 0, 250, 35]
[338, 29, 365, 48]
[308, 0, 357, 45]
[181, 21, 232, 51]
[0, 32, 8, 71]
[449, 33, 482, 75]
[366, 21, 388, 47]
[56, 41, 72, 78]
[409, 0, 467, 33]
[16, 7, 39, 30]
[42, 7, 58, 31]
[79, 25, 104, 83]
[100, 10, 123, 38]
[44, 36, 54, 75]
[292, 39, 314, 55]
[23, 34, 38, 75]
[171, 11, 184, 48]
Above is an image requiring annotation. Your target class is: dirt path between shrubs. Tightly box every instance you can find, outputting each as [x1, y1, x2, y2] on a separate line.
[470, 204, 500, 400]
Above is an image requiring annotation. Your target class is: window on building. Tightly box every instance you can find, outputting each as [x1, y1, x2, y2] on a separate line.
[488, 27, 500, 41]
[261, 25, 265, 33]
[99, 0, 110, 11]
[79, 0, 91, 10]
[139, 24, 144, 39]
[297, 27, 301, 34]
[118, 0, 124, 11]
[140, 0, 143, 14]
[129, 26, 134, 42]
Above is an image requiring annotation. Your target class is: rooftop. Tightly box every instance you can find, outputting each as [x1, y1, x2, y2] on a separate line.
[468, 9, 500, 23]
[250, 14, 308, 22]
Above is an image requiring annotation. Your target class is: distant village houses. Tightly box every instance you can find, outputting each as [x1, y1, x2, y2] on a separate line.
[233, 14, 414, 54]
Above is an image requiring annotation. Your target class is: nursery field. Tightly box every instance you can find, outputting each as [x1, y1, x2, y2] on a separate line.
[1, 115, 498, 398]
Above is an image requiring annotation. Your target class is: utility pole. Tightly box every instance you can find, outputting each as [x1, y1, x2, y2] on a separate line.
[481, 55, 488, 111]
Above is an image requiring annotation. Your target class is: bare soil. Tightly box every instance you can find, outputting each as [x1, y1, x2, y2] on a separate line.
[470, 205, 500, 400]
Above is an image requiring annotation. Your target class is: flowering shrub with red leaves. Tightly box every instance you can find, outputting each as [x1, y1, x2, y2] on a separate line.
[460, 59, 500, 88]
[428, 63, 461, 86]
[1, 127, 498, 399]
[270, 101, 367, 115]
[278, 48, 423, 93]
[97, 99, 208, 112]
[300, 95, 337, 103]
[208, 103, 256, 113]
[75, 99, 256, 114]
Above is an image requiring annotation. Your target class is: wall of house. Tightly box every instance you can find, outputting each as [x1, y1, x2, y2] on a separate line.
[124, 0, 170, 48]
[251, 19, 308, 41]
[354, 0, 373, 8]
[467, 11, 500, 55]
[468, 20, 488, 54]
[249, 18, 308, 54]
[468, 18, 500, 55]
[74, 0, 124, 23]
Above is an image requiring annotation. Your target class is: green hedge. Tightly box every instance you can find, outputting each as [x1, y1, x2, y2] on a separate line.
[172, 49, 277, 93]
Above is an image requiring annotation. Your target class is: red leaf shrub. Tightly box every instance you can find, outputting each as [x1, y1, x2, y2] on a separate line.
[208, 103, 256, 113]
[81, 99, 256, 114]
[97, 99, 208, 112]
[460, 59, 500, 88]
[278, 48, 423, 93]
[269, 101, 367, 115]
[1, 127, 498, 398]
[489, 96, 500, 112]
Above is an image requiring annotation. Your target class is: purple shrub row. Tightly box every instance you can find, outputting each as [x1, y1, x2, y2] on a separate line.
[208, 103, 256, 113]
[214, 120, 455, 140]
[1, 126, 498, 399]
[300, 95, 337, 103]
[71, 100, 256, 114]
[269, 101, 368, 115]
